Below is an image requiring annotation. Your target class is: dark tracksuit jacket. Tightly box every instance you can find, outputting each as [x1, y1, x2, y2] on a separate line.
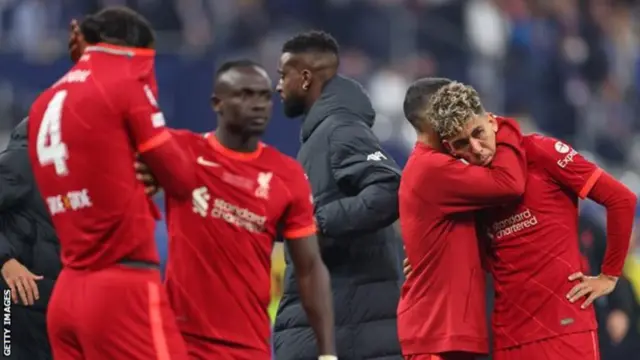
[274, 75, 404, 360]
[0, 118, 60, 360]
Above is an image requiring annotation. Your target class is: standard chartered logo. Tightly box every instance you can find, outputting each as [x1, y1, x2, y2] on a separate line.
[192, 187, 210, 217]
[491, 208, 538, 239]
[191, 186, 267, 233]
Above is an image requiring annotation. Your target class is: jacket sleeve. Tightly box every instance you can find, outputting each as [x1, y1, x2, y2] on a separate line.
[424, 118, 527, 214]
[315, 118, 401, 238]
[0, 233, 23, 269]
[0, 147, 33, 266]
[0, 145, 34, 211]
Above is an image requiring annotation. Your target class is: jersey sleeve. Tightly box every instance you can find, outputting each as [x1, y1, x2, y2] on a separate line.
[281, 163, 317, 240]
[120, 80, 196, 200]
[529, 135, 602, 198]
[122, 78, 171, 153]
[425, 119, 527, 214]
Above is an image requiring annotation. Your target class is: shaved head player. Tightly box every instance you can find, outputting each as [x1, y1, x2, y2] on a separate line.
[139, 60, 337, 360]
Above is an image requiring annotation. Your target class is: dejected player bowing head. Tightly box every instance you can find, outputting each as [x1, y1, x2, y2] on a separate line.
[212, 60, 273, 137]
[29, 5, 195, 360]
[277, 30, 339, 118]
[68, 6, 155, 61]
[79, 6, 155, 48]
[404, 79, 635, 360]
[426, 82, 498, 166]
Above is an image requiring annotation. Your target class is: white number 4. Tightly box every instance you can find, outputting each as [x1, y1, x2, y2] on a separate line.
[36, 90, 69, 176]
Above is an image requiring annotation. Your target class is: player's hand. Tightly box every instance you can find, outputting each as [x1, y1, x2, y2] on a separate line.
[1, 259, 43, 306]
[68, 19, 86, 63]
[403, 258, 412, 278]
[134, 160, 160, 196]
[566, 272, 618, 309]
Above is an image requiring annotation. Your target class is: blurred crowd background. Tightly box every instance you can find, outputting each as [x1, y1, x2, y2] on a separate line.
[1, 0, 640, 358]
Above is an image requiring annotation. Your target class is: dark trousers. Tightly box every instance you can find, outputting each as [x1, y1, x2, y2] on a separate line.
[5, 306, 51, 360]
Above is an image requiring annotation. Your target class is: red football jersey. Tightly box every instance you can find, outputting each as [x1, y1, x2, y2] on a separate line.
[482, 134, 600, 349]
[28, 44, 169, 270]
[398, 118, 526, 355]
[164, 131, 316, 357]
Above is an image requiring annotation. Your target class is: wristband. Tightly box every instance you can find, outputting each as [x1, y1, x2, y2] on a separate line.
[318, 356, 338, 360]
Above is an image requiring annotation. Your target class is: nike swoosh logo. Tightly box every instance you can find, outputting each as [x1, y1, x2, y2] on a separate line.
[197, 156, 219, 167]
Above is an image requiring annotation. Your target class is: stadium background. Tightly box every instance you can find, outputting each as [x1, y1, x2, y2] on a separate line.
[1, 0, 640, 358]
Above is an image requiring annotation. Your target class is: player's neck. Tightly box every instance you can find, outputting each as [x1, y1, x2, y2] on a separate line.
[417, 132, 442, 151]
[214, 129, 260, 153]
[304, 80, 326, 114]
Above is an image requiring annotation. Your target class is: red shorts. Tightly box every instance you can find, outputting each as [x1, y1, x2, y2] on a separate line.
[183, 333, 270, 360]
[47, 266, 188, 360]
[406, 352, 481, 360]
[493, 331, 600, 360]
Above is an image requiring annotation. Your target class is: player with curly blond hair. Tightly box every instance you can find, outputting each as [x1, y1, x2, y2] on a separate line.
[401, 79, 635, 360]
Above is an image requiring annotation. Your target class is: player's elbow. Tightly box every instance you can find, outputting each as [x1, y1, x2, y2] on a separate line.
[499, 176, 526, 199]
[140, 142, 196, 200]
[160, 171, 196, 200]
[606, 176, 638, 211]
[511, 180, 526, 197]
[295, 253, 326, 279]
[617, 188, 637, 213]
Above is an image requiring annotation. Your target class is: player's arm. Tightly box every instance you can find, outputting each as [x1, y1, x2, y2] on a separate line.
[0, 124, 31, 301]
[587, 173, 636, 277]
[427, 119, 526, 214]
[533, 137, 636, 278]
[315, 120, 401, 238]
[283, 165, 336, 357]
[123, 79, 195, 200]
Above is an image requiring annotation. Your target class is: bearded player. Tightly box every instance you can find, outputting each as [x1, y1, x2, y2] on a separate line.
[28, 6, 193, 360]
[138, 60, 337, 360]
[420, 81, 636, 360]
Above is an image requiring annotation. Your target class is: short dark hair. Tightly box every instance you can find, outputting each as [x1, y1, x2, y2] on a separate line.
[282, 30, 339, 55]
[403, 77, 453, 128]
[215, 59, 263, 79]
[80, 6, 155, 48]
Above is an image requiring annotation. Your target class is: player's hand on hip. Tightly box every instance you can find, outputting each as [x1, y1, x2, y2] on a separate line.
[134, 160, 160, 196]
[566, 272, 618, 309]
[1, 259, 43, 306]
[403, 258, 413, 278]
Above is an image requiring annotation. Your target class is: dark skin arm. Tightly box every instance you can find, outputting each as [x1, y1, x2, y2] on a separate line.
[287, 235, 336, 356]
[134, 160, 160, 196]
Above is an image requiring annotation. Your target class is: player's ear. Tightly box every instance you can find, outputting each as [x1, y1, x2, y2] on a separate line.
[301, 69, 311, 91]
[211, 94, 223, 114]
[442, 140, 454, 155]
[487, 113, 498, 133]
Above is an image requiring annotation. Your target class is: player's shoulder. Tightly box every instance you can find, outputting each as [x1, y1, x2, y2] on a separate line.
[170, 129, 209, 150]
[169, 128, 201, 140]
[76, 53, 132, 84]
[261, 145, 307, 178]
[28, 86, 61, 122]
[413, 144, 456, 168]
[404, 145, 451, 178]
[523, 133, 574, 159]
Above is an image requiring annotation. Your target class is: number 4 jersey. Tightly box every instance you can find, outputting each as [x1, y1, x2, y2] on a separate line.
[28, 43, 178, 270]
[164, 130, 316, 356]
